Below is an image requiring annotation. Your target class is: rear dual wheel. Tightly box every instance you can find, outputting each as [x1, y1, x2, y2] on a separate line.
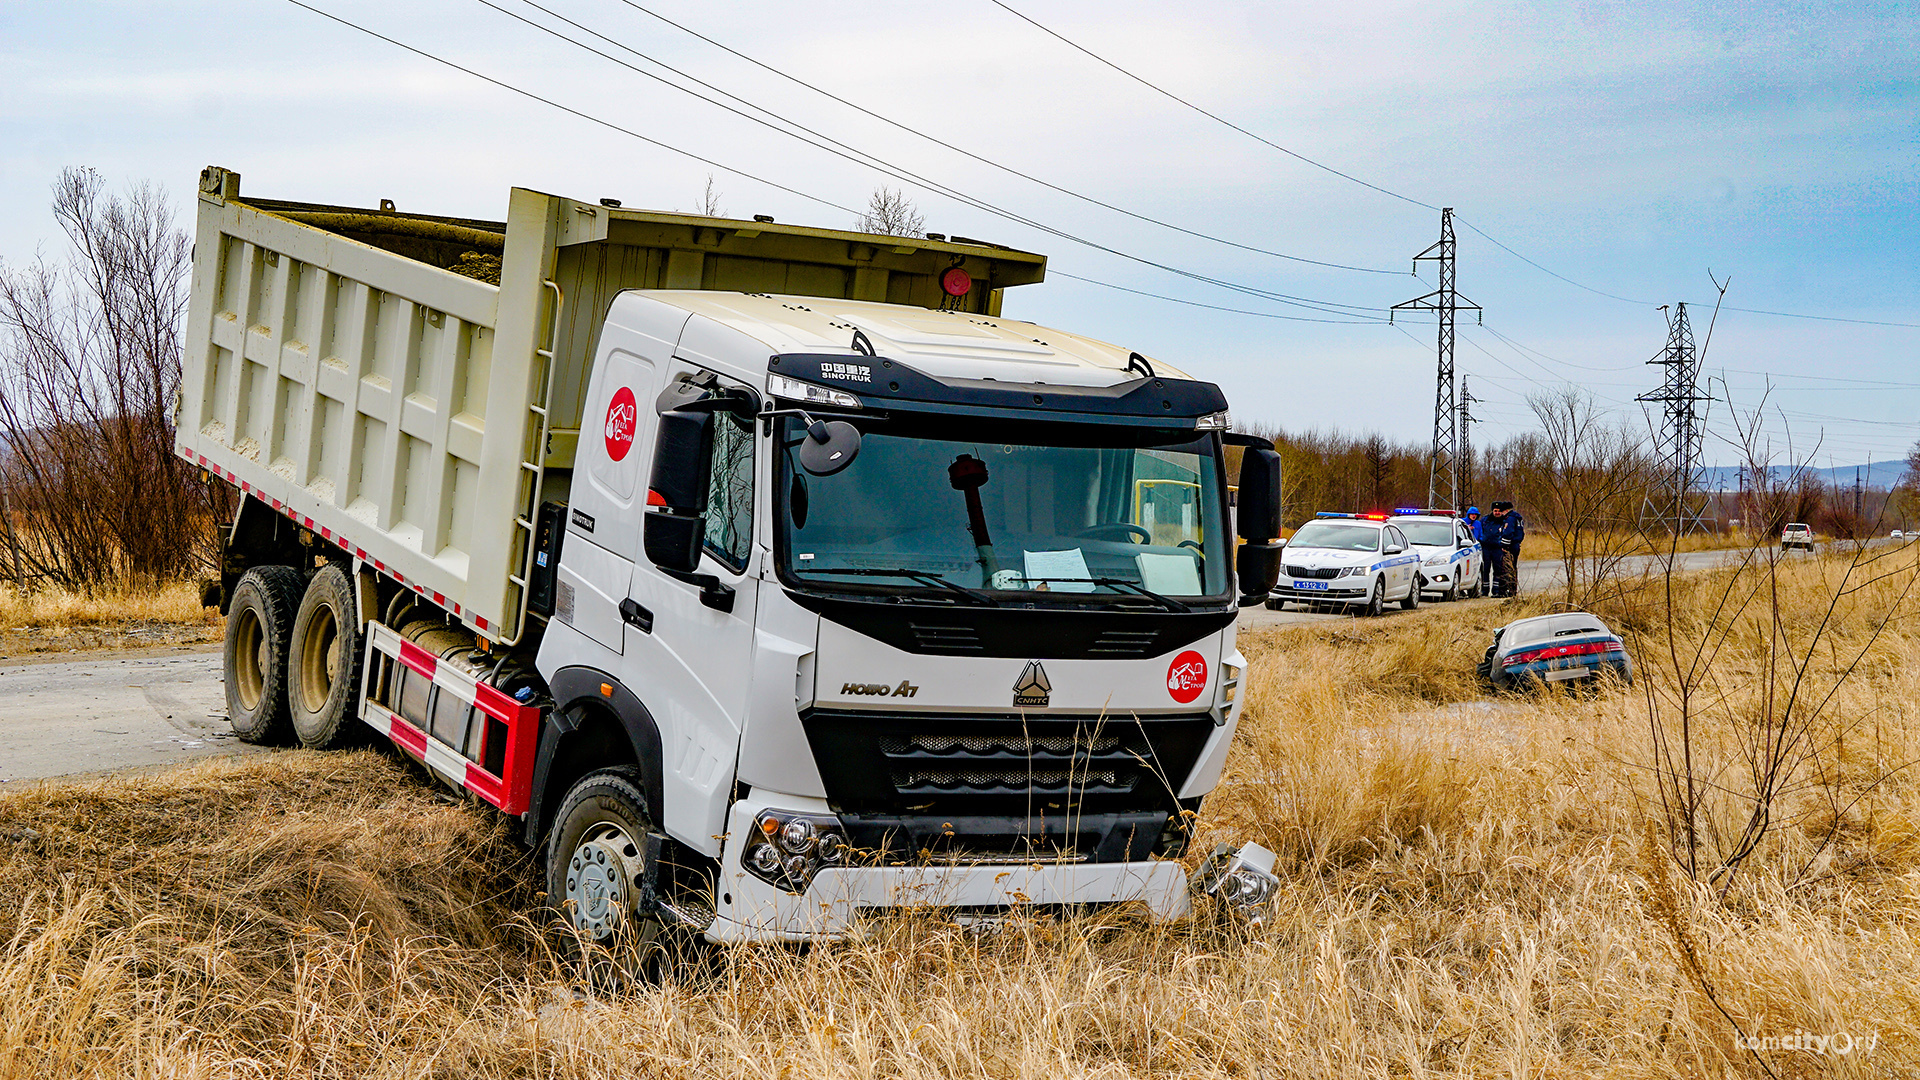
[224, 566, 304, 744]
[288, 563, 364, 750]
[223, 562, 365, 749]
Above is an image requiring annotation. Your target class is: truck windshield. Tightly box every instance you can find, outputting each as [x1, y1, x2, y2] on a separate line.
[776, 417, 1229, 603]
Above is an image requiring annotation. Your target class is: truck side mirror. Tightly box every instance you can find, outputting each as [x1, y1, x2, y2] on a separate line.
[644, 409, 713, 575]
[1236, 542, 1281, 607]
[1235, 448, 1282, 542]
[648, 409, 713, 512]
[644, 511, 704, 573]
[1233, 448, 1282, 605]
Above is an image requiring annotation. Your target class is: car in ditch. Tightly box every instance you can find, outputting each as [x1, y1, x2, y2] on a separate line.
[1265, 513, 1422, 616]
[1477, 612, 1633, 689]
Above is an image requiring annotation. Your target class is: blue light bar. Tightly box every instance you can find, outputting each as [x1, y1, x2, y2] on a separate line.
[1315, 511, 1356, 519]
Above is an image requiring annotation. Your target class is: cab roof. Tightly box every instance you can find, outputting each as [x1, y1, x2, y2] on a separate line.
[644, 291, 1192, 388]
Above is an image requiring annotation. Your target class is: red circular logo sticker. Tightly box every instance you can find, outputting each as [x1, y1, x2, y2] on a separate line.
[604, 386, 637, 462]
[1167, 650, 1208, 703]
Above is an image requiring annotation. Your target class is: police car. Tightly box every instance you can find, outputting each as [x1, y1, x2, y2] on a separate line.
[1391, 508, 1482, 601]
[1266, 513, 1424, 616]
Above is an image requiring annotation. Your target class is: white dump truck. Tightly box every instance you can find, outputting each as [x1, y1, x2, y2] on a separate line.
[177, 165, 1284, 944]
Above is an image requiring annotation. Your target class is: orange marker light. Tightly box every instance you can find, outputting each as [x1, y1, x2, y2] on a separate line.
[599, 683, 613, 697]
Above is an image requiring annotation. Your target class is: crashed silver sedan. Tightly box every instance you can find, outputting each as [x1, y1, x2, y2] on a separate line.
[1477, 612, 1633, 690]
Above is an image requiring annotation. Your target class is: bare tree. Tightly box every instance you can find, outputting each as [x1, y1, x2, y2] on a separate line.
[1508, 388, 1657, 609]
[857, 187, 925, 237]
[0, 167, 218, 591]
[696, 174, 726, 217]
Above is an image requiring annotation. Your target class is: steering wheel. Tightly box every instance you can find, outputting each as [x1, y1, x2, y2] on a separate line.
[1076, 522, 1150, 544]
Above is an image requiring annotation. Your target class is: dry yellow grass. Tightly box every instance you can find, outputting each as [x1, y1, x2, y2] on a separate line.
[2, 548, 1918, 1077]
[0, 581, 213, 631]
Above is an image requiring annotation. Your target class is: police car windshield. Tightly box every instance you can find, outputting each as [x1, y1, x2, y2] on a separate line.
[1398, 521, 1456, 546]
[1287, 521, 1380, 552]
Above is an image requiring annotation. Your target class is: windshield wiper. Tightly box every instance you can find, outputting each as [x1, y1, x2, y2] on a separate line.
[1022, 577, 1193, 613]
[803, 567, 999, 606]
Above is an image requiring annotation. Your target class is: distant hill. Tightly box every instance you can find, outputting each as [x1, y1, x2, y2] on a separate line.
[1697, 460, 1909, 492]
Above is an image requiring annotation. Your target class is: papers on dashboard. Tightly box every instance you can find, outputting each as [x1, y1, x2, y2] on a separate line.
[1022, 548, 1096, 592]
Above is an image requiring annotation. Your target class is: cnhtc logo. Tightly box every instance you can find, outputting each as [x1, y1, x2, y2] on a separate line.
[1012, 660, 1051, 708]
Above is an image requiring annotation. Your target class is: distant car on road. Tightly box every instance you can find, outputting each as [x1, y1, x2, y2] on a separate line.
[1477, 612, 1633, 690]
[1894, 530, 1906, 539]
[1390, 508, 1482, 601]
[1267, 513, 1422, 616]
[1781, 523, 1815, 551]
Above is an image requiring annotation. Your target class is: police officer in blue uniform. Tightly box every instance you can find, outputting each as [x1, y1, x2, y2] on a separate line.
[1464, 506, 1487, 597]
[1485, 500, 1525, 598]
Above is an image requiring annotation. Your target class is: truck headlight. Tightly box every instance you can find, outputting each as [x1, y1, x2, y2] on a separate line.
[742, 809, 849, 894]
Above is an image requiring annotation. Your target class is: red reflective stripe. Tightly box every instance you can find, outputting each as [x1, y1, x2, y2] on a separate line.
[474, 615, 489, 630]
[395, 638, 437, 679]
[386, 710, 428, 756]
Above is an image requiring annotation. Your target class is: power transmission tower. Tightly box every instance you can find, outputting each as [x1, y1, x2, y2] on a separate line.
[1393, 208, 1481, 511]
[1457, 376, 1480, 510]
[1638, 302, 1712, 535]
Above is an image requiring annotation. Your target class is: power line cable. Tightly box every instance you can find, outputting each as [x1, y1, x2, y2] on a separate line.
[1051, 271, 1383, 324]
[282, 0, 860, 216]
[441, 0, 1394, 318]
[992, 1, 1920, 332]
[987, 0, 1439, 213]
[606, 0, 1403, 275]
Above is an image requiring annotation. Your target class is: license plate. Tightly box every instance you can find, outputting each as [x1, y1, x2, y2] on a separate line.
[1545, 667, 1591, 682]
[1294, 580, 1329, 591]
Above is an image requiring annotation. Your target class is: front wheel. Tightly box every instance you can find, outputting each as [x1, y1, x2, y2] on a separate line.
[1360, 577, 1385, 617]
[548, 767, 666, 961]
[1401, 575, 1421, 610]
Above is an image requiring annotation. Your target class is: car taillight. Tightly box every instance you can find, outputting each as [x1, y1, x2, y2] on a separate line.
[1502, 640, 1625, 667]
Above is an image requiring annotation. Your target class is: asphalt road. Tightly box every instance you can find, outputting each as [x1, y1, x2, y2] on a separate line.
[1236, 541, 1845, 629]
[0, 645, 258, 786]
[0, 541, 1891, 781]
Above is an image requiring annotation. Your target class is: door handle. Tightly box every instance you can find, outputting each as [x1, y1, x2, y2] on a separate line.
[619, 598, 654, 633]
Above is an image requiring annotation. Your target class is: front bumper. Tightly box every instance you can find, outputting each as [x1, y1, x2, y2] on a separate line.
[707, 794, 1194, 942]
[1269, 576, 1370, 603]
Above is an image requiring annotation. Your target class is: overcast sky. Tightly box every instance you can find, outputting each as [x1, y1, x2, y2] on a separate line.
[2, 0, 1915, 467]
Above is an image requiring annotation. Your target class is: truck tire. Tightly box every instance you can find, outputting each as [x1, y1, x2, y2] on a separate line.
[224, 565, 304, 744]
[547, 767, 664, 955]
[288, 562, 365, 750]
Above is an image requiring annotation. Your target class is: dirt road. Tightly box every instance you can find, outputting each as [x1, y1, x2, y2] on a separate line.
[0, 645, 257, 785]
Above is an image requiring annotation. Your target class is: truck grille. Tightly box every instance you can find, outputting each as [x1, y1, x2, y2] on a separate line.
[800, 709, 1215, 862]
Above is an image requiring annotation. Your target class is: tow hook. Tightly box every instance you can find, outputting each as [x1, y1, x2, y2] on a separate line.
[1189, 841, 1280, 926]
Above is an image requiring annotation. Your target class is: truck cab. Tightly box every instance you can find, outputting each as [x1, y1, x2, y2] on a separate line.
[540, 291, 1266, 938]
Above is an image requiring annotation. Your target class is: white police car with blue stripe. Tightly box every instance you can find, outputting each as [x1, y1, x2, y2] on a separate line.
[1390, 509, 1482, 601]
[1266, 513, 1424, 616]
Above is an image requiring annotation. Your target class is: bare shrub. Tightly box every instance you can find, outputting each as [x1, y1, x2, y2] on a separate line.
[857, 186, 925, 237]
[0, 168, 223, 592]
[1504, 387, 1657, 608]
